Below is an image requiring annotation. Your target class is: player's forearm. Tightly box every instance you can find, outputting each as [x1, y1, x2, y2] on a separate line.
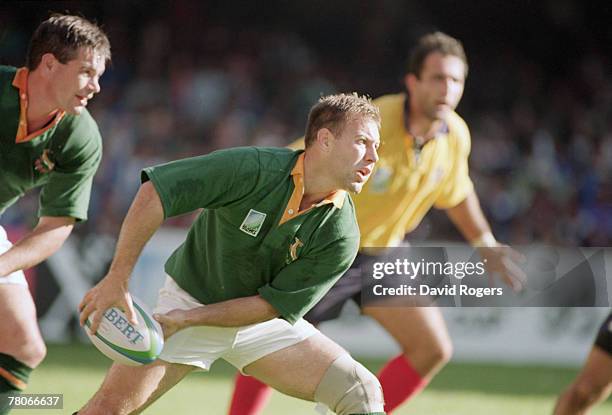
[0, 216, 74, 277]
[182, 295, 279, 327]
[445, 190, 495, 244]
[106, 181, 164, 282]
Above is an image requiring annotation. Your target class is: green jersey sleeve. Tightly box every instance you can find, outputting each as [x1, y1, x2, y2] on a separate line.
[258, 234, 359, 324]
[141, 147, 261, 218]
[38, 113, 102, 221]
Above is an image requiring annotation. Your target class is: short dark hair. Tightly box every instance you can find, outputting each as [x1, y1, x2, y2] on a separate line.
[407, 31, 468, 79]
[304, 93, 381, 147]
[26, 13, 111, 70]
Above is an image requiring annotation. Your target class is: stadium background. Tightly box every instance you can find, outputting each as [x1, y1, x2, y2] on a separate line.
[1, 1, 611, 413]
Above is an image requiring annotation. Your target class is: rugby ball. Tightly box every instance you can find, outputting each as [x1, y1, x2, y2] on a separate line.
[84, 296, 164, 366]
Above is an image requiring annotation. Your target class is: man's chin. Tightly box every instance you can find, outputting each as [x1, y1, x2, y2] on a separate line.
[431, 108, 451, 120]
[65, 106, 85, 115]
[348, 182, 365, 194]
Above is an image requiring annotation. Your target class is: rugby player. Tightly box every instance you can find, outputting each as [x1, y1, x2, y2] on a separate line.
[76, 94, 387, 415]
[553, 312, 612, 414]
[229, 31, 525, 414]
[0, 14, 109, 414]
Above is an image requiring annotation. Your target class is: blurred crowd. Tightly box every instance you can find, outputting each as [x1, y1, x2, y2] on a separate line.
[1, 0, 610, 246]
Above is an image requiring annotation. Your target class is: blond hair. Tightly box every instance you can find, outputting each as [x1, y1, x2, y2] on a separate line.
[304, 93, 380, 147]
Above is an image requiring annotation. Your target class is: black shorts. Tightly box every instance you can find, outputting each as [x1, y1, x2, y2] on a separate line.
[594, 312, 612, 356]
[304, 253, 371, 324]
[304, 248, 447, 324]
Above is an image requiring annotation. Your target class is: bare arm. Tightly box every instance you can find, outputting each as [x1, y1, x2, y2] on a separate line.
[79, 181, 164, 331]
[0, 216, 75, 277]
[104, 181, 164, 281]
[445, 190, 492, 243]
[154, 295, 279, 338]
[445, 190, 526, 291]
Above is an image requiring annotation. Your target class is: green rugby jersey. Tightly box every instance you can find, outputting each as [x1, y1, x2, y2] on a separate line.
[0, 66, 102, 220]
[142, 147, 360, 324]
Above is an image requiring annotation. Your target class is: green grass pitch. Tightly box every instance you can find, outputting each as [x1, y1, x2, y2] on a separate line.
[26, 344, 611, 414]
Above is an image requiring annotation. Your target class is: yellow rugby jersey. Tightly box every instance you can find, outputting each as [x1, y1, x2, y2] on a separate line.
[290, 93, 473, 248]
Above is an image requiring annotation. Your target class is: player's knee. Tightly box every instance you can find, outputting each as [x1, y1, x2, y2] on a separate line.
[314, 354, 385, 415]
[405, 334, 452, 373]
[568, 378, 603, 408]
[429, 335, 453, 366]
[8, 324, 47, 367]
[29, 340, 47, 367]
[18, 336, 47, 368]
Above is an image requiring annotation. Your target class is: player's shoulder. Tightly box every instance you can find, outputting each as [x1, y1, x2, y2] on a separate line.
[322, 193, 360, 242]
[444, 110, 471, 151]
[373, 93, 406, 140]
[49, 109, 102, 168]
[446, 110, 470, 137]
[373, 93, 405, 115]
[340, 194, 359, 229]
[205, 146, 298, 184]
[56, 109, 102, 150]
[255, 147, 301, 172]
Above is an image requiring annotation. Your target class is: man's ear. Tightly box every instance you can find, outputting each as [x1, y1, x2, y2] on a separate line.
[315, 128, 335, 152]
[404, 73, 417, 94]
[39, 53, 59, 77]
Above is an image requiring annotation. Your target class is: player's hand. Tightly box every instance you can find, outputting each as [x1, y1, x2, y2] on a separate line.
[153, 309, 189, 339]
[478, 245, 526, 292]
[78, 274, 137, 334]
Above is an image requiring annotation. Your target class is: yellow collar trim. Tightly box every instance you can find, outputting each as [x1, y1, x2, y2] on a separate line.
[12, 67, 65, 143]
[279, 153, 346, 225]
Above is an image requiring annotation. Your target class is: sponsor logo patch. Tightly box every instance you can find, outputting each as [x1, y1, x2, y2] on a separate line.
[239, 209, 267, 237]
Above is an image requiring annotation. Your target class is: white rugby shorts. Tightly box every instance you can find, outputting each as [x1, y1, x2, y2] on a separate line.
[154, 276, 318, 372]
[0, 226, 28, 286]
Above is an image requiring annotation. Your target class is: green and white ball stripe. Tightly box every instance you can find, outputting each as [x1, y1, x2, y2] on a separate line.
[85, 297, 164, 366]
